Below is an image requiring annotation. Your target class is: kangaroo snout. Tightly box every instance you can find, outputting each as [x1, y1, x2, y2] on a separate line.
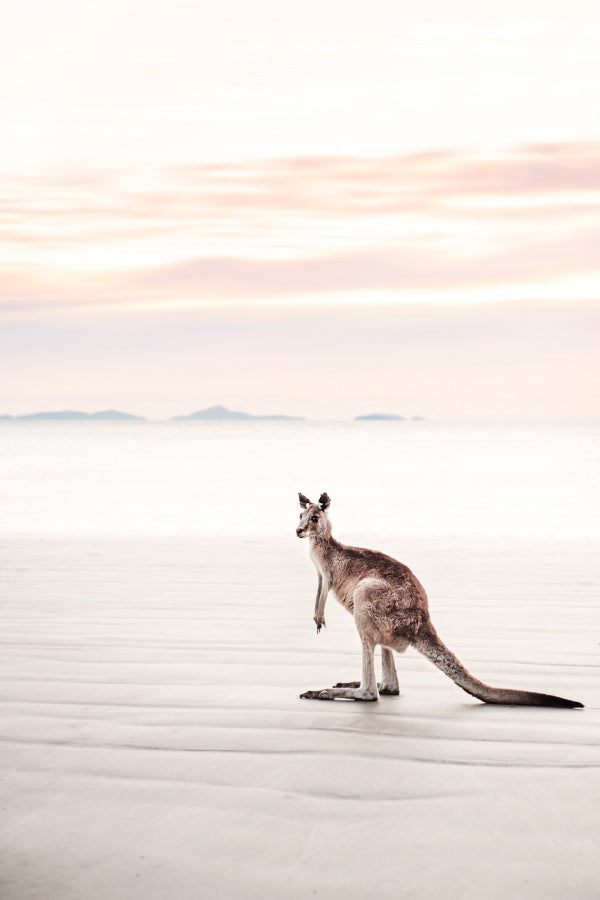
[296, 527, 305, 537]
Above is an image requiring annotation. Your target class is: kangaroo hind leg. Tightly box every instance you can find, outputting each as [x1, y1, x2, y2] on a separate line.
[300, 637, 379, 702]
[379, 646, 400, 695]
[334, 645, 403, 693]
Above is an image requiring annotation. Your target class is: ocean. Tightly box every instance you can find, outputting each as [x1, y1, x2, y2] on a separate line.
[0, 417, 598, 540]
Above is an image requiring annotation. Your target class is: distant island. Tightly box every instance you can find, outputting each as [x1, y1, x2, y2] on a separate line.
[0, 404, 425, 422]
[173, 404, 304, 421]
[355, 413, 426, 421]
[355, 413, 406, 421]
[0, 409, 145, 421]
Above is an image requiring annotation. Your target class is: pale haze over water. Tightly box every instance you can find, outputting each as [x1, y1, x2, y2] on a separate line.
[1, 418, 597, 541]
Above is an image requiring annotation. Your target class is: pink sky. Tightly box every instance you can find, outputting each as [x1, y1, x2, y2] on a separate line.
[1, 2, 599, 417]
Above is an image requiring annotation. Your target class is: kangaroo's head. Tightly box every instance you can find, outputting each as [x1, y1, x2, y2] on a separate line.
[296, 492, 331, 540]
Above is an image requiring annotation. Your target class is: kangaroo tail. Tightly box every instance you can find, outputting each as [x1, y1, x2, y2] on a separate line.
[415, 629, 583, 709]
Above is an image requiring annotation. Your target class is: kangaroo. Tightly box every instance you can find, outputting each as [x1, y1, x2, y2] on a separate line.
[296, 492, 583, 708]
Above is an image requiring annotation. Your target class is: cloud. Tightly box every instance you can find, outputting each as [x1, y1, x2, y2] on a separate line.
[135, 232, 600, 296]
[3, 228, 600, 313]
[3, 141, 600, 229]
[1, 141, 599, 310]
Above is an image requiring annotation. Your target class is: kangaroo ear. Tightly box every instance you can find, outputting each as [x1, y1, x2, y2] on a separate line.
[298, 492, 311, 509]
[318, 492, 331, 511]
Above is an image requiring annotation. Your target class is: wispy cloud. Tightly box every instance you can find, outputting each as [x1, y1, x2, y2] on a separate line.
[4, 141, 600, 224]
[136, 232, 600, 296]
[2, 142, 600, 310]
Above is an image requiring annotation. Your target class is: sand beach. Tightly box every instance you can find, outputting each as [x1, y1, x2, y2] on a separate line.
[2, 525, 598, 899]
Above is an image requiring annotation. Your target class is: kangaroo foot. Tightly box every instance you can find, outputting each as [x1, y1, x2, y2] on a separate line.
[379, 685, 400, 695]
[300, 687, 378, 701]
[334, 681, 399, 695]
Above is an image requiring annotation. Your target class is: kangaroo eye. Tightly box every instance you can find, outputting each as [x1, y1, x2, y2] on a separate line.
[311, 516, 318, 522]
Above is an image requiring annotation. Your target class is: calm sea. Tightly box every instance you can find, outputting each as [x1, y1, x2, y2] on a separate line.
[0, 419, 598, 540]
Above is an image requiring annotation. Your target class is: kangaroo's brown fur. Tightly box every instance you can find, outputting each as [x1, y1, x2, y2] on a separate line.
[296, 492, 583, 708]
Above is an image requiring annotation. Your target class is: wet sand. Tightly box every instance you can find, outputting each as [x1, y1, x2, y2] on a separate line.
[1, 534, 598, 899]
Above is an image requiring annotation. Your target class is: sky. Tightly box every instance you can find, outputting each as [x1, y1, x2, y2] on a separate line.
[1, 0, 599, 418]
